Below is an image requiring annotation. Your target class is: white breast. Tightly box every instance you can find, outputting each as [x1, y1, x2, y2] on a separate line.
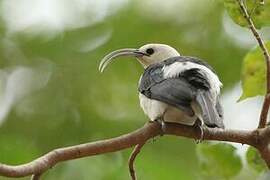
[139, 93, 197, 125]
[139, 93, 167, 121]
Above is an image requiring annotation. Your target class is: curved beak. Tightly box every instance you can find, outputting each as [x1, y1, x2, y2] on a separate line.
[98, 48, 146, 73]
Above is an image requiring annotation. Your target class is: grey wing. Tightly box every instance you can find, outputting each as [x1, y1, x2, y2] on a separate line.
[139, 77, 196, 116]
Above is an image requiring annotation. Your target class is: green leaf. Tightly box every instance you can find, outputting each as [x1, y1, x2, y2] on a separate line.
[239, 42, 270, 101]
[196, 143, 242, 179]
[224, 0, 270, 29]
[246, 146, 267, 173]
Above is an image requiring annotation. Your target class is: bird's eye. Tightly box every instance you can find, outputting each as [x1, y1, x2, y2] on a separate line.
[146, 48, 154, 55]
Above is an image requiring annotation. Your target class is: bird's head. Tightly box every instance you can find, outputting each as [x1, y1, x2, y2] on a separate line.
[99, 43, 180, 72]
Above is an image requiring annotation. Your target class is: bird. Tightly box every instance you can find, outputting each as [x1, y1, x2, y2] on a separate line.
[99, 43, 224, 138]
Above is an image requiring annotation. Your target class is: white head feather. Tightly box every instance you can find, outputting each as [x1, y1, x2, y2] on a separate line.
[137, 44, 180, 68]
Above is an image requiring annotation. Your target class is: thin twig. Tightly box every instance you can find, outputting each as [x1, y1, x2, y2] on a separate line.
[128, 143, 146, 180]
[260, 94, 270, 128]
[237, 0, 270, 128]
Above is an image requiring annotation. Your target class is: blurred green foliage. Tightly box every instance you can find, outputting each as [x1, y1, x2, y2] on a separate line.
[197, 143, 242, 179]
[246, 146, 267, 173]
[0, 0, 268, 179]
[224, 0, 270, 29]
[239, 42, 270, 101]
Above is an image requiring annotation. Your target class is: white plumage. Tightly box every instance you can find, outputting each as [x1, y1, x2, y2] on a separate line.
[162, 61, 222, 98]
[139, 93, 197, 125]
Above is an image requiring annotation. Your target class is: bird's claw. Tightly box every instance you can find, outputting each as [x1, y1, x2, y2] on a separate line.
[155, 119, 166, 136]
[151, 137, 157, 143]
[194, 120, 204, 144]
[195, 125, 204, 144]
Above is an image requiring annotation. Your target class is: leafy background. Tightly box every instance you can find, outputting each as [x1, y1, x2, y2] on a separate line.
[0, 0, 269, 179]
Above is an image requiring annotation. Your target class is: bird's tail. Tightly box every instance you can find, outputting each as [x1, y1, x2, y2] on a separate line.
[196, 91, 224, 128]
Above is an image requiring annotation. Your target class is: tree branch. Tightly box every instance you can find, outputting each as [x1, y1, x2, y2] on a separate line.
[0, 121, 269, 178]
[237, 0, 270, 128]
[129, 143, 145, 180]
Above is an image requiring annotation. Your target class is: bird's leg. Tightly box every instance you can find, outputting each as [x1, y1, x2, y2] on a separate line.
[196, 125, 204, 144]
[161, 120, 166, 135]
[155, 117, 166, 136]
[193, 119, 204, 144]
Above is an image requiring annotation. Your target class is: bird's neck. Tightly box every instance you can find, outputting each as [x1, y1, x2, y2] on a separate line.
[138, 59, 151, 69]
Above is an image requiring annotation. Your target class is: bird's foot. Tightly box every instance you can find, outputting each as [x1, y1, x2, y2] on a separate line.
[155, 119, 166, 136]
[193, 120, 204, 144]
[196, 125, 204, 144]
[151, 137, 157, 143]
